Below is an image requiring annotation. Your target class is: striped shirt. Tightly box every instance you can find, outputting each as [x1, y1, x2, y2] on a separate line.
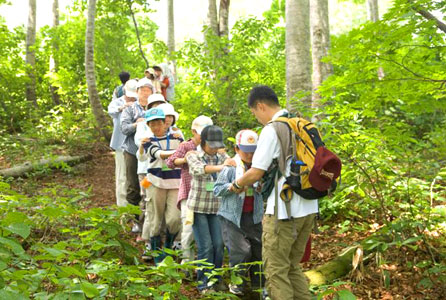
[137, 134, 183, 189]
[186, 148, 229, 214]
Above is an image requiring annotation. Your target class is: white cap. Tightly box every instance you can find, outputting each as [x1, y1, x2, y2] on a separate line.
[235, 129, 258, 153]
[124, 79, 138, 98]
[191, 115, 213, 135]
[147, 93, 166, 107]
[137, 77, 154, 89]
[158, 103, 179, 124]
[145, 68, 155, 75]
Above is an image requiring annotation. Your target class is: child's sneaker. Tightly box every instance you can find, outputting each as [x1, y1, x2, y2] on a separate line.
[229, 283, 244, 295]
[141, 243, 152, 261]
[172, 241, 182, 251]
[131, 223, 142, 233]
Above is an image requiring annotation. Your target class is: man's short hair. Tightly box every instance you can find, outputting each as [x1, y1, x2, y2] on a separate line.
[247, 85, 279, 108]
[119, 71, 131, 84]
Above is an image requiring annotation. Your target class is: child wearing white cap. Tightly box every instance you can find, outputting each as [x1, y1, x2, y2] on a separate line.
[214, 129, 265, 296]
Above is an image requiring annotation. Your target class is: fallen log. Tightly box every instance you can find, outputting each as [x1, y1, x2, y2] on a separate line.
[305, 226, 397, 285]
[0, 155, 92, 178]
[305, 246, 358, 285]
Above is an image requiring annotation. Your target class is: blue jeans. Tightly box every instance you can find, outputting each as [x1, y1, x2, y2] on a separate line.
[192, 213, 224, 291]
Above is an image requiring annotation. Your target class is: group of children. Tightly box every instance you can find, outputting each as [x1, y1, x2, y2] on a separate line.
[108, 70, 265, 296]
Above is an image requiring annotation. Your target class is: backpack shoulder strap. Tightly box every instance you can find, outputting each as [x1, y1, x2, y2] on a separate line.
[270, 120, 294, 175]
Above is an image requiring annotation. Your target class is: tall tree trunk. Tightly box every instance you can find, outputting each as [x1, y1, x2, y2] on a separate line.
[367, 0, 379, 23]
[219, 0, 230, 37]
[207, 0, 219, 36]
[85, 0, 111, 142]
[367, 0, 385, 79]
[25, 0, 37, 107]
[286, 0, 312, 111]
[310, 0, 331, 109]
[167, 0, 176, 81]
[50, 0, 61, 106]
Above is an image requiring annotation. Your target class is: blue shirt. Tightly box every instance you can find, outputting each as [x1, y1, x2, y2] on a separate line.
[120, 100, 148, 155]
[214, 164, 263, 228]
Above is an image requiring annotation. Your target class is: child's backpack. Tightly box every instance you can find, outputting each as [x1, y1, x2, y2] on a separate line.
[271, 115, 342, 201]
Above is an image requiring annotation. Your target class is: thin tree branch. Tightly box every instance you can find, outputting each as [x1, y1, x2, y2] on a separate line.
[415, 9, 446, 34]
[127, 0, 149, 69]
[375, 55, 446, 83]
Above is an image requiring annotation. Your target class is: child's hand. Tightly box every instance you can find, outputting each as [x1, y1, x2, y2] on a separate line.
[141, 137, 151, 144]
[223, 158, 236, 167]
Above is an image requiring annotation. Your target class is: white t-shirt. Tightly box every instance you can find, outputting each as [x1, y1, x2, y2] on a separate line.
[252, 109, 319, 219]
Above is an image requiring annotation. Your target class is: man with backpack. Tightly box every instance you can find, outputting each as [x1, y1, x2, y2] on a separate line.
[229, 86, 319, 300]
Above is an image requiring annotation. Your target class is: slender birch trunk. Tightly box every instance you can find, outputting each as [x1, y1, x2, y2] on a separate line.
[85, 0, 111, 141]
[167, 0, 176, 81]
[26, 0, 37, 106]
[286, 0, 312, 111]
[219, 0, 230, 37]
[50, 0, 61, 105]
[310, 0, 331, 108]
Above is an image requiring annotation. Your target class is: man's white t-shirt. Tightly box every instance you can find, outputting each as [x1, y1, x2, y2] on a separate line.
[252, 109, 319, 220]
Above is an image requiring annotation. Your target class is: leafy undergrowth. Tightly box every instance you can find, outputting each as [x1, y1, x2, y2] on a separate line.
[1, 151, 445, 299]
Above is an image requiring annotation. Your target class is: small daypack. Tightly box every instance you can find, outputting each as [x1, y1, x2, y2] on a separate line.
[271, 114, 342, 201]
[116, 84, 125, 98]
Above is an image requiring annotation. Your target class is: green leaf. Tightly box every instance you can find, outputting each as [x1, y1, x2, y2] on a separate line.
[0, 290, 29, 300]
[43, 247, 64, 257]
[0, 237, 25, 255]
[81, 281, 99, 298]
[6, 223, 31, 239]
[336, 289, 356, 300]
[0, 260, 6, 273]
[231, 272, 243, 285]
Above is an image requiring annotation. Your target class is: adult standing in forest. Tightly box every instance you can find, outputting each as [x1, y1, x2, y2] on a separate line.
[153, 63, 175, 102]
[112, 71, 130, 101]
[120, 78, 155, 231]
[230, 86, 318, 300]
[108, 79, 138, 207]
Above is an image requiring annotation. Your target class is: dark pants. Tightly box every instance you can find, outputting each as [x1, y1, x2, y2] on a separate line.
[124, 151, 141, 206]
[220, 213, 264, 289]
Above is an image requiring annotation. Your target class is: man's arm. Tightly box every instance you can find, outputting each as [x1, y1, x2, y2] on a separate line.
[230, 167, 265, 193]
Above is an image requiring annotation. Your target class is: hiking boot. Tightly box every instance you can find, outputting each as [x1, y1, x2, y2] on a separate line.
[151, 236, 165, 265]
[229, 283, 244, 295]
[164, 230, 178, 250]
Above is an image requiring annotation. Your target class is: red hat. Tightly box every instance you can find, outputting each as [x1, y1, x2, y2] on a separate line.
[309, 147, 342, 192]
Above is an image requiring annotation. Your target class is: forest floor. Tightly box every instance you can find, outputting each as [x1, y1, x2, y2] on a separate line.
[6, 149, 445, 300]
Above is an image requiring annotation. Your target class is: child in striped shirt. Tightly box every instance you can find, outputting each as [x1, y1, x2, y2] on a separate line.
[137, 107, 182, 264]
